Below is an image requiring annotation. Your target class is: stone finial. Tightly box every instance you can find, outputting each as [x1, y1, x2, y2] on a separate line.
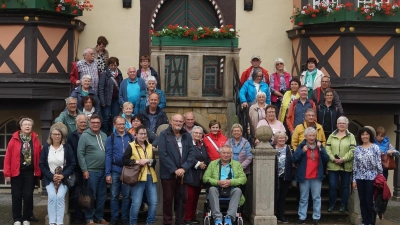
[255, 125, 273, 142]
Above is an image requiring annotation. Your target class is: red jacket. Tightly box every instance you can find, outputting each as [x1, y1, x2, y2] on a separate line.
[69, 61, 79, 86]
[3, 131, 42, 178]
[374, 174, 391, 201]
[203, 131, 228, 161]
[240, 66, 269, 86]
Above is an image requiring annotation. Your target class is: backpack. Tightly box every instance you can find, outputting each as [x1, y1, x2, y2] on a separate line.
[111, 132, 134, 146]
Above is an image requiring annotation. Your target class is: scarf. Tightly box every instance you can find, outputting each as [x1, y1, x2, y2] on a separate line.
[306, 142, 317, 161]
[20, 132, 32, 166]
[279, 91, 300, 122]
[305, 69, 317, 90]
[83, 107, 95, 117]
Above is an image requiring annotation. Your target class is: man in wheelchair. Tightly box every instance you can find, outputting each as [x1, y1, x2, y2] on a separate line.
[203, 145, 247, 225]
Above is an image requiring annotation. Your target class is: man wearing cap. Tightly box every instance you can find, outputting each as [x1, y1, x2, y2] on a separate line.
[240, 55, 269, 86]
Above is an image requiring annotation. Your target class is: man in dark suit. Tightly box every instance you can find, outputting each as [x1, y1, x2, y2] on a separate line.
[157, 114, 195, 225]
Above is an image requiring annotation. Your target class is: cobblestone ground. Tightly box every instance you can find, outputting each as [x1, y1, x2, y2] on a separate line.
[1, 193, 399, 225]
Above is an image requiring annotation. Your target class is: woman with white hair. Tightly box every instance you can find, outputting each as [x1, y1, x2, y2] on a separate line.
[292, 127, 329, 225]
[134, 76, 166, 114]
[70, 74, 101, 116]
[270, 58, 292, 112]
[249, 91, 268, 134]
[39, 123, 75, 225]
[273, 131, 293, 223]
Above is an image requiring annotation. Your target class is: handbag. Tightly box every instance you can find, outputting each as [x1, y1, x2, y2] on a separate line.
[381, 154, 396, 170]
[78, 179, 94, 210]
[65, 172, 76, 188]
[120, 145, 143, 185]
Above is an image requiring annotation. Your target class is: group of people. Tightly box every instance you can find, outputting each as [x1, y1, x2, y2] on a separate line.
[3, 44, 400, 225]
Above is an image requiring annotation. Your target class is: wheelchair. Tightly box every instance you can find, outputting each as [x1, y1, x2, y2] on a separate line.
[203, 190, 244, 225]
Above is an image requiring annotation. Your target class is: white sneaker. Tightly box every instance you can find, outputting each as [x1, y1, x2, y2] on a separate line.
[22, 221, 30, 225]
[13, 222, 21, 225]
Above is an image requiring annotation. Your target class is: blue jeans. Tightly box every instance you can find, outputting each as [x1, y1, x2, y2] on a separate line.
[46, 182, 68, 225]
[85, 171, 107, 222]
[130, 175, 157, 225]
[101, 99, 120, 133]
[328, 170, 351, 206]
[110, 171, 130, 221]
[298, 179, 322, 220]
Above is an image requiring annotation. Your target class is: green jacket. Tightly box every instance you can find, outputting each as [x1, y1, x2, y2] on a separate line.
[203, 159, 247, 205]
[77, 129, 107, 172]
[54, 109, 82, 134]
[325, 130, 356, 172]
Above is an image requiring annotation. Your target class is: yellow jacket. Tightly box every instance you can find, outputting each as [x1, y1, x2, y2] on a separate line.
[291, 121, 326, 150]
[129, 141, 157, 183]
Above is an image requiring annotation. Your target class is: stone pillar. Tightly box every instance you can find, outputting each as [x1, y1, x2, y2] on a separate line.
[250, 126, 278, 225]
[392, 115, 400, 201]
[154, 148, 164, 225]
[348, 189, 362, 225]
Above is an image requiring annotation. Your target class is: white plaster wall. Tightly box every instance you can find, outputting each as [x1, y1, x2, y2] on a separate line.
[236, 0, 294, 77]
[76, 0, 141, 77]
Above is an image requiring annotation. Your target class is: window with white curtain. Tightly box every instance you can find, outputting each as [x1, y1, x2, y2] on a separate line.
[358, 0, 391, 7]
[312, 0, 340, 8]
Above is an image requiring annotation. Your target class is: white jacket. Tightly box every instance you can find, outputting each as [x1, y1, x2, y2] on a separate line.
[300, 69, 324, 90]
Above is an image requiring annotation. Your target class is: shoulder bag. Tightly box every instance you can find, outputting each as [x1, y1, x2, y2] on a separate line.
[381, 154, 396, 170]
[120, 145, 143, 185]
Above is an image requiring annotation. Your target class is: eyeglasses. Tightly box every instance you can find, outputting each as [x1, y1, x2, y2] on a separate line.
[306, 114, 315, 117]
[137, 133, 147, 136]
[51, 133, 62, 137]
[276, 63, 283, 66]
[173, 120, 184, 123]
[256, 75, 263, 78]
[266, 111, 276, 114]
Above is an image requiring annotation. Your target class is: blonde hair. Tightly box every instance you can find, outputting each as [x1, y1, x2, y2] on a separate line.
[122, 102, 133, 109]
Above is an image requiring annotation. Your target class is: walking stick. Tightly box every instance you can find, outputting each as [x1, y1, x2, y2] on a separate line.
[176, 174, 184, 225]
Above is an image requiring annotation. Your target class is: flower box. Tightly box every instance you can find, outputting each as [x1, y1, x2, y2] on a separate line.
[1, 0, 83, 16]
[151, 36, 239, 48]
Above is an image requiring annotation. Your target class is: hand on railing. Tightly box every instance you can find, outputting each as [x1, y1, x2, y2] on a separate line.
[241, 102, 248, 108]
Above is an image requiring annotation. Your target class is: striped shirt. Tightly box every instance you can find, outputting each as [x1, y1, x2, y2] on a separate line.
[76, 59, 99, 94]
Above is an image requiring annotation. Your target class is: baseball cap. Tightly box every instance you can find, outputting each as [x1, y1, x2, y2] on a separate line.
[251, 55, 261, 61]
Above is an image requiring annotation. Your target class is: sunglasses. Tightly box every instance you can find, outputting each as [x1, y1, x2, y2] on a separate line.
[276, 63, 283, 66]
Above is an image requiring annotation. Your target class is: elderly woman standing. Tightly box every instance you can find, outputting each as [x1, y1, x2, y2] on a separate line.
[226, 124, 253, 176]
[270, 58, 291, 112]
[4, 118, 42, 225]
[71, 74, 101, 116]
[81, 96, 98, 120]
[273, 131, 293, 223]
[353, 127, 383, 225]
[292, 127, 329, 225]
[204, 120, 228, 161]
[325, 116, 356, 213]
[98, 57, 123, 133]
[184, 126, 210, 224]
[94, 36, 109, 74]
[134, 76, 166, 114]
[39, 123, 75, 225]
[239, 68, 271, 108]
[317, 89, 339, 139]
[122, 125, 158, 225]
[249, 92, 268, 135]
[300, 57, 324, 98]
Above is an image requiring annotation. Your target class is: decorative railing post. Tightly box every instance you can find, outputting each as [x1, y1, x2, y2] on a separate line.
[250, 126, 278, 225]
[348, 189, 363, 225]
[392, 115, 400, 201]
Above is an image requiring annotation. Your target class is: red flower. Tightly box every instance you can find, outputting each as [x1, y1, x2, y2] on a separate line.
[298, 22, 304, 26]
[65, 0, 72, 3]
[72, 9, 77, 14]
[311, 14, 316, 18]
[386, 11, 390, 15]
[149, 30, 154, 34]
[193, 34, 198, 41]
[1, 3, 6, 8]
[200, 34, 205, 38]
[184, 31, 189, 36]
[366, 15, 371, 20]
[315, 9, 320, 13]
[155, 32, 159, 36]
[335, 7, 340, 11]
[56, 7, 61, 12]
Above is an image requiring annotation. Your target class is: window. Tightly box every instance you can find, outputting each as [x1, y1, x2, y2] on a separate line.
[312, 0, 340, 8]
[0, 119, 18, 187]
[203, 56, 224, 97]
[164, 55, 188, 97]
[358, 0, 390, 7]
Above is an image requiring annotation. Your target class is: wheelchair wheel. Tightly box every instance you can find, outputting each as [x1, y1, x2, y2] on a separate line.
[204, 217, 211, 225]
[237, 217, 243, 225]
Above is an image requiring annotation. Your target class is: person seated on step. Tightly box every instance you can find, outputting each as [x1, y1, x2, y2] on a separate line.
[202, 145, 247, 225]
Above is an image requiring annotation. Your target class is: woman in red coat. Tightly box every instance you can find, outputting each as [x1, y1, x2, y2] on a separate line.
[203, 120, 227, 161]
[3, 117, 42, 225]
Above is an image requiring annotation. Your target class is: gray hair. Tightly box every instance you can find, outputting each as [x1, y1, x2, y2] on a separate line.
[304, 127, 317, 136]
[19, 117, 34, 128]
[145, 76, 158, 85]
[256, 91, 266, 98]
[192, 125, 203, 133]
[251, 67, 262, 80]
[127, 66, 136, 72]
[75, 114, 87, 123]
[273, 131, 288, 142]
[337, 116, 349, 124]
[219, 144, 233, 153]
[321, 76, 331, 82]
[81, 74, 92, 82]
[274, 58, 288, 72]
[184, 111, 195, 119]
[231, 123, 243, 133]
[304, 108, 316, 116]
[82, 47, 94, 56]
[65, 96, 77, 105]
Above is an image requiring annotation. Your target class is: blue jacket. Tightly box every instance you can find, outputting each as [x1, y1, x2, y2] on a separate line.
[39, 143, 76, 187]
[98, 67, 123, 106]
[70, 85, 101, 115]
[105, 131, 134, 175]
[118, 77, 146, 106]
[292, 139, 329, 182]
[134, 89, 167, 114]
[157, 125, 195, 183]
[374, 136, 392, 154]
[137, 67, 160, 89]
[239, 80, 271, 104]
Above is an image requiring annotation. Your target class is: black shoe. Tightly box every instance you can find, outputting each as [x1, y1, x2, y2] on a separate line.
[313, 219, 319, 225]
[73, 217, 86, 224]
[339, 205, 347, 212]
[28, 216, 39, 222]
[296, 219, 306, 225]
[277, 217, 289, 223]
[328, 205, 335, 212]
[190, 219, 200, 224]
[184, 221, 192, 225]
[109, 219, 119, 225]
